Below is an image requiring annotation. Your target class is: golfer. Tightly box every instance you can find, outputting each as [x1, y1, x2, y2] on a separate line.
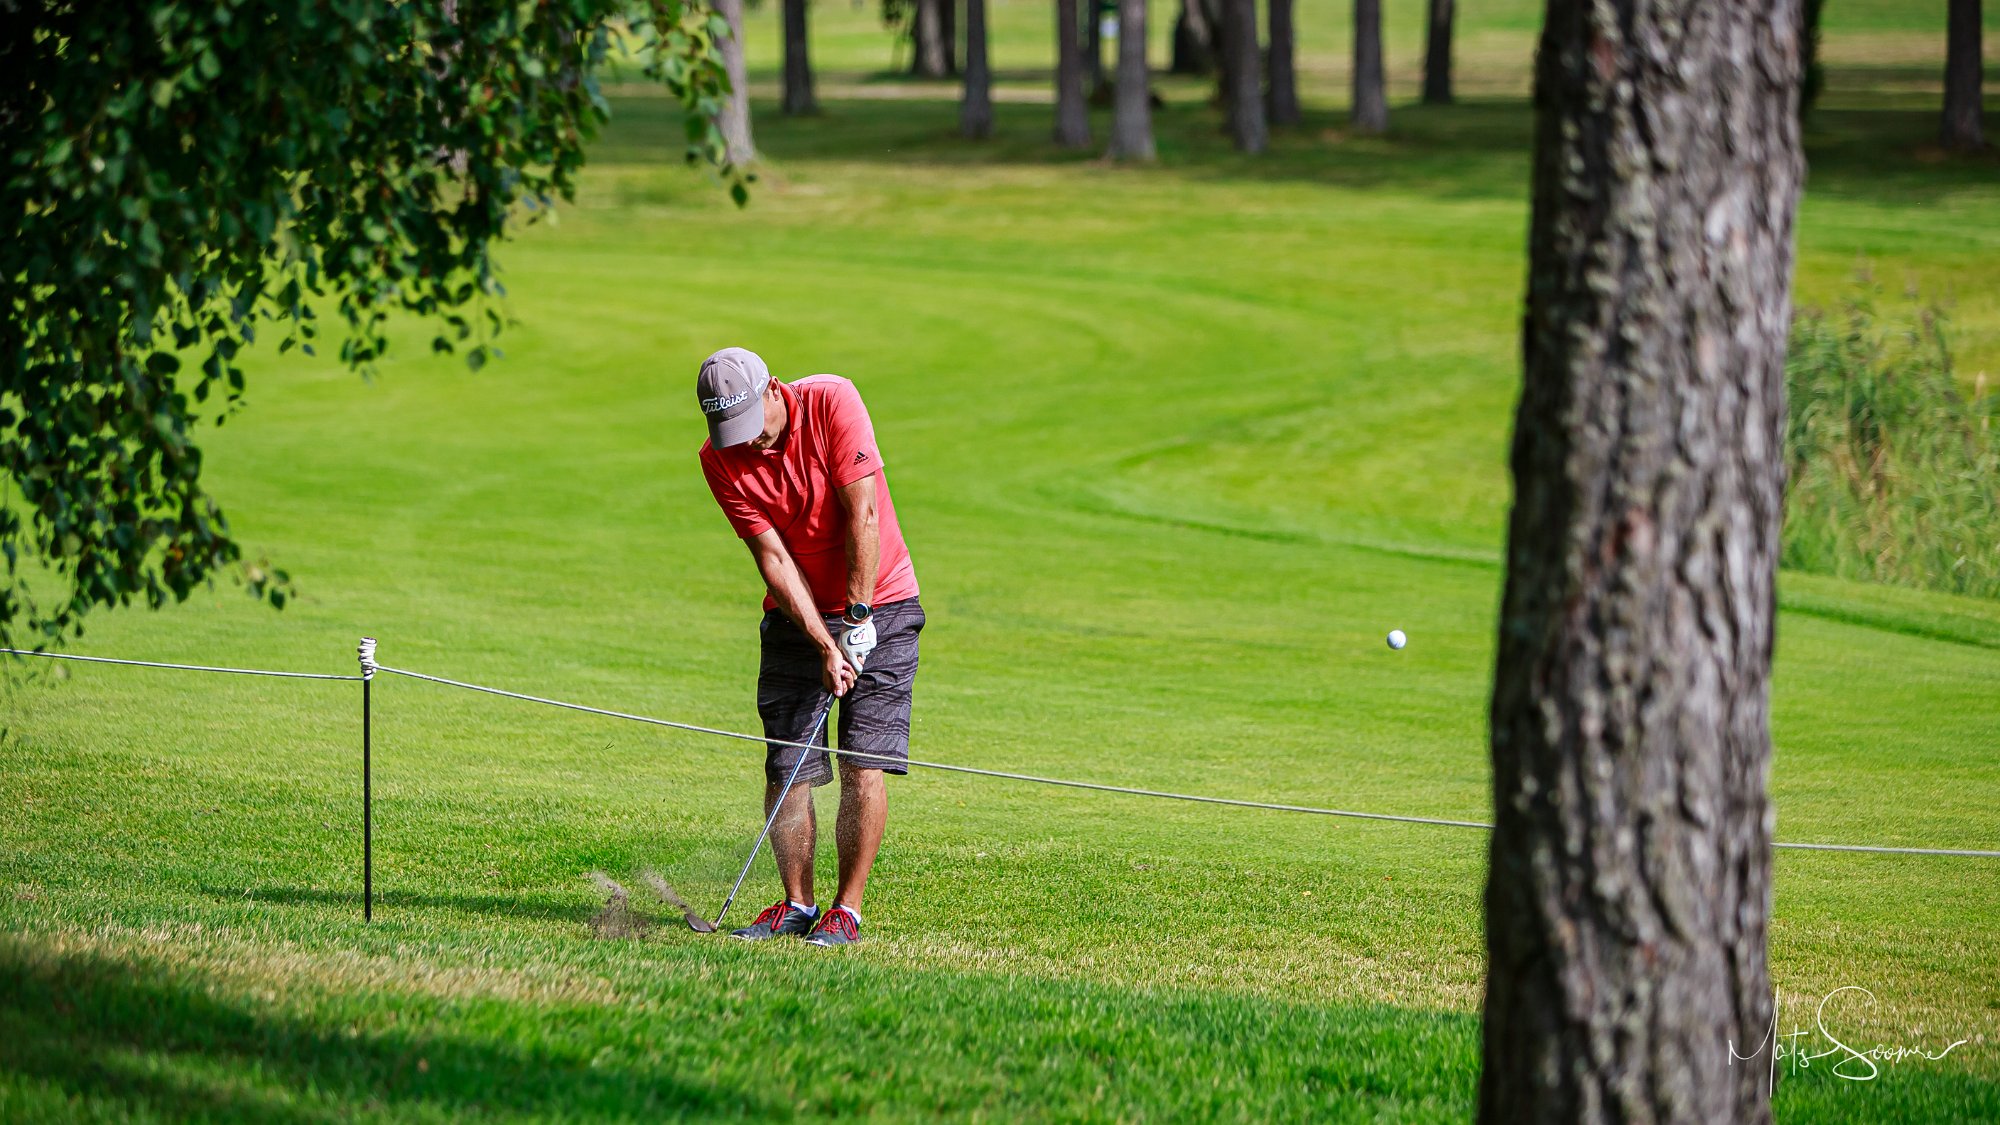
[695, 347, 922, 947]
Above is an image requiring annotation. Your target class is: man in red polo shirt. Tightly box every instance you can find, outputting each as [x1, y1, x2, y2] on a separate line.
[695, 346, 922, 947]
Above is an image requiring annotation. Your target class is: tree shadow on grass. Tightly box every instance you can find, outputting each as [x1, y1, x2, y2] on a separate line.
[0, 946, 772, 1122]
[198, 884, 597, 927]
[590, 89, 1998, 213]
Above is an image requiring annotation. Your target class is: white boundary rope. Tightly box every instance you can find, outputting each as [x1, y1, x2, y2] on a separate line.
[0, 647, 362, 681]
[8, 643, 1993, 858]
[374, 663, 2000, 858]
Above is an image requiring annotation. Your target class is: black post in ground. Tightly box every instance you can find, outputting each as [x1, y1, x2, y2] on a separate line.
[359, 637, 377, 921]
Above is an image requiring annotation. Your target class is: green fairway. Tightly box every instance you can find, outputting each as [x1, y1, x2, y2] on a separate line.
[4, 1, 1998, 1120]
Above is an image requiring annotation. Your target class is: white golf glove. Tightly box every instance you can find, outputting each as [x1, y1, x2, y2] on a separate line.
[835, 617, 878, 671]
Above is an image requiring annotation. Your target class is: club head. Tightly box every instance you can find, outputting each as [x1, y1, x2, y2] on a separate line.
[642, 870, 719, 934]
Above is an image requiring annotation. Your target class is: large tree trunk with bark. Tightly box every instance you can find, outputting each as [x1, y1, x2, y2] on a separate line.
[961, 0, 993, 138]
[1106, 0, 1155, 158]
[1266, 0, 1300, 126]
[911, 0, 950, 78]
[1422, 0, 1454, 105]
[716, 0, 755, 164]
[1222, 0, 1264, 151]
[1054, 0, 1093, 147]
[1943, 0, 1985, 151]
[781, 0, 817, 116]
[1480, 2, 1803, 1123]
[1173, 0, 1218, 75]
[1351, 0, 1387, 132]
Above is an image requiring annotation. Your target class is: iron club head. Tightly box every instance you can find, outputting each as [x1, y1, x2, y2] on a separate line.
[642, 869, 717, 933]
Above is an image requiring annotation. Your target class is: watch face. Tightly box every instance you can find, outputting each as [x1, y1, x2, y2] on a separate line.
[848, 603, 872, 622]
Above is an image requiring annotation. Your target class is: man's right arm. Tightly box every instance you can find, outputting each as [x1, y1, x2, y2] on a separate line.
[747, 529, 856, 697]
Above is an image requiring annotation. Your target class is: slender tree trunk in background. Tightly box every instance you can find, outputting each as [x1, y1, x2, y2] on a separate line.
[944, 0, 959, 75]
[1222, 0, 1265, 151]
[911, 0, 949, 78]
[1943, 0, 1985, 150]
[1798, 0, 1825, 118]
[1173, 0, 1217, 75]
[1265, 0, 1299, 126]
[1352, 0, 1387, 132]
[716, 0, 756, 163]
[781, 0, 818, 116]
[961, 0, 993, 138]
[1481, 1, 1802, 1122]
[1422, 0, 1453, 105]
[1054, 0, 1094, 147]
[1086, 0, 1108, 98]
[1107, 0, 1155, 158]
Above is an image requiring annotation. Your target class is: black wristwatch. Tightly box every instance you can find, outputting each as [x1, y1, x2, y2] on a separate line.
[845, 602, 872, 625]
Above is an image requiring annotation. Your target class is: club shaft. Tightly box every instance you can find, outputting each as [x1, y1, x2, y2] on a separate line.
[712, 694, 834, 929]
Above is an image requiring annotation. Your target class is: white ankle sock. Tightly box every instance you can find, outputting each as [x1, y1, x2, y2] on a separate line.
[834, 904, 861, 925]
[790, 900, 818, 917]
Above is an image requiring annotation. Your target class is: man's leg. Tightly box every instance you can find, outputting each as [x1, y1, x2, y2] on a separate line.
[833, 761, 886, 911]
[755, 609, 838, 913]
[768, 780, 817, 907]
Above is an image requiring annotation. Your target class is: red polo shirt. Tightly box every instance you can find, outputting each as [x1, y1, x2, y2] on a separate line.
[699, 376, 919, 614]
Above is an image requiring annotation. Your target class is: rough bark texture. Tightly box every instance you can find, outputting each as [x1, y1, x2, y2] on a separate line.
[1942, 0, 1985, 150]
[781, 0, 817, 116]
[1222, 0, 1265, 152]
[1351, 0, 1387, 133]
[1107, 0, 1155, 158]
[1423, 0, 1454, 105]
[960, 0, 993, 139]
[1054, 0, 1093, 147]
[716, 0, 755, 164]
[1266, 0, 1300, 126]
[1480, 2, 1802, 1123]
[911, 0, 949, 78]
[1172, 0, 1217, 75]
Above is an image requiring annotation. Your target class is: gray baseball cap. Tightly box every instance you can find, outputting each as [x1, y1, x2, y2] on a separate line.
[696, 347, 772, 448]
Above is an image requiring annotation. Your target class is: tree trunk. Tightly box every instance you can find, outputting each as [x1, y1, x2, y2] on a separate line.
[1422, 0, 1453, 105]
[1107, 0, 1155, 158]
[1480, 2, 1802, 1123]
[1172, 0, 1217, 75]
[1943, 0, 1985, 150]
[961, 0, 993, 138]
[1222, 0, 1265, 151]
[911, 0, 949, 78]
[1086, 0, 1107, 98]
[1352, 0, 1387, 133]
[781, 0, 817, 116]
[1265, 0, 1299, 127]
[944, 0, 959, 76]
[1798, 0, 1824, 118]
[715, 0, 755, 164]
[1054, 0, 1093, 147]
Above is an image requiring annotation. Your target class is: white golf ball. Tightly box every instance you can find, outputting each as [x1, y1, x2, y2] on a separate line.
[1386, 629, 1407, 650]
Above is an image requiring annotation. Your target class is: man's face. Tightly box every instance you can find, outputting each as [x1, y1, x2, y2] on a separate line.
[745, 382, 787, 451]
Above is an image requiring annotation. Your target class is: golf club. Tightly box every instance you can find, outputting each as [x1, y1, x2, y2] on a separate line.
[689, 690, 836, 934]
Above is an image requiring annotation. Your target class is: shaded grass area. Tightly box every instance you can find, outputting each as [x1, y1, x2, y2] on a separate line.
[5, 3, 1999, 1121]
[0, 933, 1482, 1122]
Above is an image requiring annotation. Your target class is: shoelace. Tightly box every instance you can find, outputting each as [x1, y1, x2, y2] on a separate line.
[813, 909, 857, 941]
[749, 901, 790, 929]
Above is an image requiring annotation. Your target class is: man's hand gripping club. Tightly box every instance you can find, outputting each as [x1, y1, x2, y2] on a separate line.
[748, 529, 858, 696]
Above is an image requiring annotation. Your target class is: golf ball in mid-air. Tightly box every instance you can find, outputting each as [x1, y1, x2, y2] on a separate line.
[1386, 629, 1408, 650]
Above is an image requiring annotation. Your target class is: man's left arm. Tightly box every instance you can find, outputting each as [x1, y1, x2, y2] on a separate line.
[837, 473, 880, 614]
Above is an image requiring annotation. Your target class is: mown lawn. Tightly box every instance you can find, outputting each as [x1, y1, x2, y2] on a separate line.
[4, 1, 1996, 1120]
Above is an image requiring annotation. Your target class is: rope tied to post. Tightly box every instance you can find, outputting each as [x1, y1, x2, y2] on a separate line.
[357, 637, 377, 681]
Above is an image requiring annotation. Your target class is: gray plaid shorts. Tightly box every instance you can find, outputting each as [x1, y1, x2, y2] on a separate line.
[757, 598, 924, 787]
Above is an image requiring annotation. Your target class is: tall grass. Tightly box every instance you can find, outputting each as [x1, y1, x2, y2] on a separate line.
[1785, 291, 2000, 598]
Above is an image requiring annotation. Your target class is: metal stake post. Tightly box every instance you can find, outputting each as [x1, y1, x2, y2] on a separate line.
[358, 637, 377, 921]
